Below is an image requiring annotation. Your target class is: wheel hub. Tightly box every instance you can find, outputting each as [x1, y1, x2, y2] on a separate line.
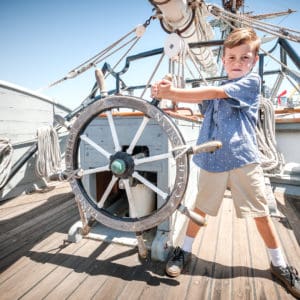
[110, 151, 134, 178]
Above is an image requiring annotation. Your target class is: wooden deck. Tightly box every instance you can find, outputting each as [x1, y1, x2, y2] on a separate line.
[0, 182, 299, 299]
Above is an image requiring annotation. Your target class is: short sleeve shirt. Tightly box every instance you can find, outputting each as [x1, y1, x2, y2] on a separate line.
[193, 72, 261, 172]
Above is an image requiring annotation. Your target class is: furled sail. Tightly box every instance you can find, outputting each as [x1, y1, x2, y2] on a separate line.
[149, 0, 218, 76]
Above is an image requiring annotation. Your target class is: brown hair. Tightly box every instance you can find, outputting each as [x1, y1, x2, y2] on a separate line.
[223, 27, 261, 55]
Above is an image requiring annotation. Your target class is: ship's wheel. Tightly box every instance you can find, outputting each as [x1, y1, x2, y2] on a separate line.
[65, 95, 190, 232]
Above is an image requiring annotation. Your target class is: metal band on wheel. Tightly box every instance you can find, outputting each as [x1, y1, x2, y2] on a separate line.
[65, 95, 189, 232]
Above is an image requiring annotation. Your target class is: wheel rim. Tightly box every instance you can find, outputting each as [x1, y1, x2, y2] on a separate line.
[65, 95, 189, 232]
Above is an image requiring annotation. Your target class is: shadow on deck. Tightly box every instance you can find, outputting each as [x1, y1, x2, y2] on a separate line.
[0, 182, 299, 299]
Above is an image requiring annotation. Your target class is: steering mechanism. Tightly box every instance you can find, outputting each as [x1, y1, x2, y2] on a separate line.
[65, 95, 221, 252]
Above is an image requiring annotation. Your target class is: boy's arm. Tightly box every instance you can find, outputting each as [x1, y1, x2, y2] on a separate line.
[168, 86, 227, 103]
[153, 79, 228, 104]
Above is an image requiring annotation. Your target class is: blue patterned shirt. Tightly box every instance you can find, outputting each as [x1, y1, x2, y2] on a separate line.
[193, 72, 261, 172]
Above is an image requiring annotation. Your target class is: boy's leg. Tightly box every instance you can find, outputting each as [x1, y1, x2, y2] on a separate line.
[166, 208, 206, 277]
[230, 164, 300, 297]
[255, 216, 300, 298]
[182, 208, 206, 252]
[186, 208, 206, 236]
[165, 169, 227, 277]
[254, 215, 280, 249]
[254, 216, 286, 267]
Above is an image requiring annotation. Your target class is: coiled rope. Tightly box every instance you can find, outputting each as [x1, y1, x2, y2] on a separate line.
[35, 126, 62, 178]
[0, 138, 13, 189]
[256, 97, 284, 173]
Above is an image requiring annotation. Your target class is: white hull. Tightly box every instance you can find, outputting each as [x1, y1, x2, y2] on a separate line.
[0, 81, 71, 201]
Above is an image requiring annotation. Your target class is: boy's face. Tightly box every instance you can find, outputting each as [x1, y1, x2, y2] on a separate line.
[222, 43, 258, 79]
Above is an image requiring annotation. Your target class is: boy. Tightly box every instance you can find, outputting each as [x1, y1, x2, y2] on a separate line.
[151, 27, 300, 298]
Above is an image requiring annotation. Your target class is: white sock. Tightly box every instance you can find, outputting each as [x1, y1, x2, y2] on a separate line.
[268, 248, 287, 268]
[182, 236, 194, 253]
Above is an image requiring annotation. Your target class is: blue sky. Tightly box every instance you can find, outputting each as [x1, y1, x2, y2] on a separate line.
[1, 0, 299, 109]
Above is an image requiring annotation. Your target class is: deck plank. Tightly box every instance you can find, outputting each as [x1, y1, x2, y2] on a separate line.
[67, 243, 126, 299]
[0, 231, 72, 285]
[21, 239, 101, 300]
[0, 208, 78, 272]
[245, 217, 279, 299]
[93, 246, 151, 299]
[184, 201, 225, 299]
[0, 183, 72, 224]
[231, 214, 254, 299]
[0, 184, 299, 300]
[65, 242, 127, 299]
[209, 196, 234, 300]
[0, 237, 83, 300]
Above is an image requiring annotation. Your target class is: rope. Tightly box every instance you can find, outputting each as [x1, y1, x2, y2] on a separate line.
[94, 36, 139, 68]
[38, 16, 154, 93]
[207, 4, 300, 86]
[256, 97, 284, 173]
[140, 52, 165, 98]
[0, 138, 13, 189]
[193, 5, 218, 75]
[208, 4, 300, 42]
[35, 126, 62, 178]
[106, 37, 141, 79]
[259, 47, 300, 79]
[186, 46, 209, 86]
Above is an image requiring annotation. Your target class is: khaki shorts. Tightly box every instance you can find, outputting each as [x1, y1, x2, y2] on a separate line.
[195, 163, 269, 218]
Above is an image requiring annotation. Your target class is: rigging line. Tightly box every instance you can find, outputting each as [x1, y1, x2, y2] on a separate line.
[211, 4, 298, 34]
[284, 73, 300, 92]
[227, 9, 300, 35]
[184, 57, 197, 79]
[65, 36, 139, 81]
[233, 15, 300, 42]
[104, 37, 141, 79]
[212, 7, 280, 36]
[214, 15, 300, 79]
[0, 138, 13, 189]
[214, 9, 299, 44]
[94, 14, 153, 64]
[275, 13, 289, 26]
[37, 27, 138, 91]
[71, 27, 138, 72]
[210, 6, 300, 42]
[44, 36, 139, 91]
[260, 47, 300, 79]
[195, 4, 212, 41]
[140, 52, 165, 99]
[186, 46, 209, 86]
[217, 13, 274, 35]
[63, 37, 141, 102]
[190, 6, 217, 75]
[176, 48, 184, 88]
[181, 48, 185, 86]
[191, 9, 207, 56]
[94, 36, 138, 66]
[193, 9, 204, 55]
